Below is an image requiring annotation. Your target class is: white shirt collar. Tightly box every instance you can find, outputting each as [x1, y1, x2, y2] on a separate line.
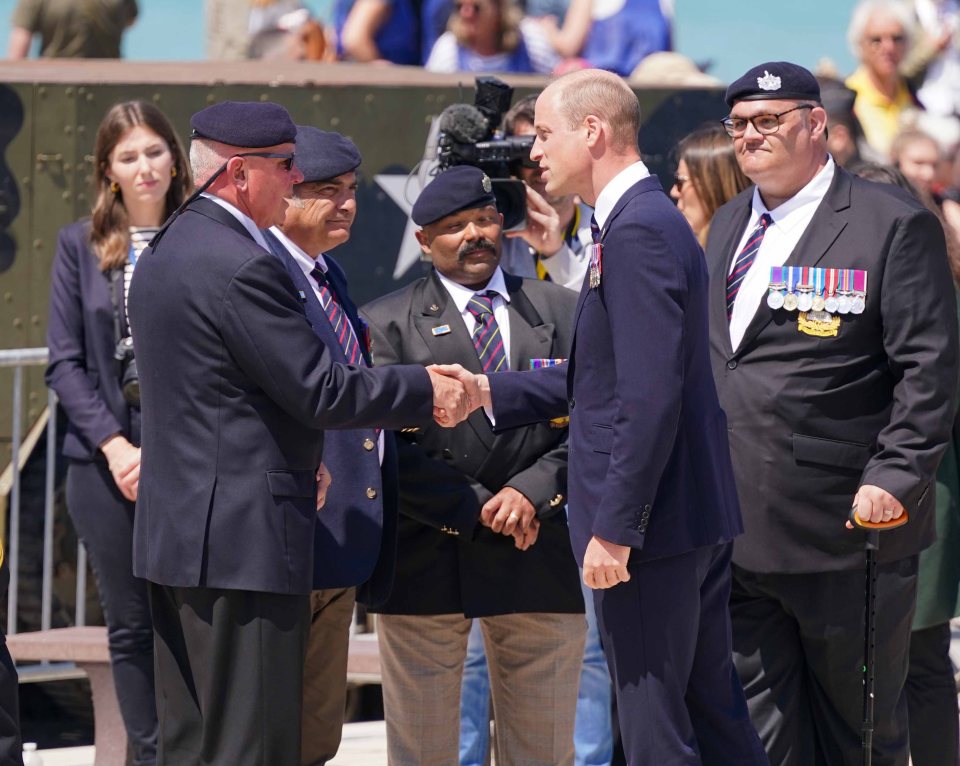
[200, 192, 270, 251]
[592, 161, 652, 230]
[750, 156, 836, 233]
[435, 267, 510, 314]
[267, 225, 330, 278]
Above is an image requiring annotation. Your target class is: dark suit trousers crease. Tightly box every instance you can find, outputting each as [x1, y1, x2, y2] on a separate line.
[301, 587, 356, 766]
[731, 558, 918, 766]
[594, 542, 767, 766]
[149, 583, 310, 766]
[67, 460, 158, 765]
[907, 622, 959, 766]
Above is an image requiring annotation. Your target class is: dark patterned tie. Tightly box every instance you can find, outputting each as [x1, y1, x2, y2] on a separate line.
[726, 213, 772, 320]
[589, 213, 601, 244]
[466, 291, 508, 373]
[310, 266, 363, 365]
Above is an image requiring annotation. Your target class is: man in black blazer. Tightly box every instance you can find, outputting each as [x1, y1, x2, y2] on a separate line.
[438, 71, 767, 766]
[361, 165, 586, 766]
[128, 101, 470, 765]
[705, 62, 959, 764]
[261, 126, 396, 766]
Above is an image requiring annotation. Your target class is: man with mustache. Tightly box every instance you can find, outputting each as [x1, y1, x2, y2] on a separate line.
[360, 164, 586, 766]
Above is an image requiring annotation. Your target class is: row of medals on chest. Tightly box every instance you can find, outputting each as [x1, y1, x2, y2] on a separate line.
[766, 267, 866, 316]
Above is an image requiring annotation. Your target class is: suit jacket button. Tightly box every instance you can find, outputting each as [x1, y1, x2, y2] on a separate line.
[442, 448, 454, 460]
[569, 398, 576, 409]
[363, 438, 375, 451]
[726, 359, 738, 370]
[644, 504, 652, 512]
[366, 487, 378, 499]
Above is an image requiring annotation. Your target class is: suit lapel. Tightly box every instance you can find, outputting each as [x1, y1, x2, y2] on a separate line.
[190, 197, 257, 243]
[711, 196, 752, 359]
[261, 229, 350, 363]
[413, 272, 496, 448]
[325, 258, 372, 365]
[734, 169, 851, 355]
[504, 274, 554, 372]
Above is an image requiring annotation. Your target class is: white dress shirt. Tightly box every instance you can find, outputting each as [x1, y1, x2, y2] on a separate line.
[592, 160, 652, 231]
[728, 157, 835, 351]
[200, 192, 270, 251]
[436, 267, 513, 366]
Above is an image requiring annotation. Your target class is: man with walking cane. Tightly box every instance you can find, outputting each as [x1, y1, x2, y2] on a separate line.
[704, 61, 959, 765]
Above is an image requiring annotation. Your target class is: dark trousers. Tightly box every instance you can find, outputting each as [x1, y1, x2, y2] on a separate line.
[67, 460, 157, 765]
[731, 557, 918, 766]
[907, 622, 959, 766]
[150, 583, 310, 766]
[0, 563, 20, 766]
[594, 542, 767, 766]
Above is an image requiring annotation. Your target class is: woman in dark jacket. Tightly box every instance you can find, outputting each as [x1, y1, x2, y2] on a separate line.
[45, 101, 190, 766]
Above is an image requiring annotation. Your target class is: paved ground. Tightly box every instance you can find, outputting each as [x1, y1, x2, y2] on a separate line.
[35, 721, 389, 765]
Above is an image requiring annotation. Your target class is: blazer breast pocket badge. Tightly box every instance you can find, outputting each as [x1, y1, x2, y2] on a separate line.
[766, 266, 866, 338]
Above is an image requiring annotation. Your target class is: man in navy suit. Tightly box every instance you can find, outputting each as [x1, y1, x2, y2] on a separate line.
[129, 101, 471, 764]
[261, 126, 390, 766]
[444, 69, 768, 765]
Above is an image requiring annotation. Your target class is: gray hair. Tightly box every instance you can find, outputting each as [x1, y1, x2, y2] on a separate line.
[847, 0, 915, 58]
[189, 139, 234, 186]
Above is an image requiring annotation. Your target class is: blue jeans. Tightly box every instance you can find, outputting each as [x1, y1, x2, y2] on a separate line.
[459, 576, 613, 766]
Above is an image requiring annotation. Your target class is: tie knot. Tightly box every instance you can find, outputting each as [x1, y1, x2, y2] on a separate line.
[589, 214, 601, 244]
[759, 213, 772, 230]
[310, 266, 328, 286]
[467, 291, 496, 319]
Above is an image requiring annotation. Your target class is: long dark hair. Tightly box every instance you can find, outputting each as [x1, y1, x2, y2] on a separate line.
[90, 101, 191, 271]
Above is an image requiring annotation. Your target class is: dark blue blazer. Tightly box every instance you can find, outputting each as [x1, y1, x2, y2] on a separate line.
[128, 198, 433, 596]
[262, 229, 399, 603]
[488, 176, 743, 564]
[46, 220, 137, 460]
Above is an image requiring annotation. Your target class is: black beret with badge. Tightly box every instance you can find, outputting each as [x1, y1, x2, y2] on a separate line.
[190, 100, 297, 147]
[725, 61, 822, 107]
[412, 165, 497, 226]
[294, 126, 362, 183]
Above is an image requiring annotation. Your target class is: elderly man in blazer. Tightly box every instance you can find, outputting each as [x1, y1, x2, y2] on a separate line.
[705, 62, 958, 764]
[361, 165, 586, 766]
[128, 101, 470, 765]
[260, 126, 396, 766]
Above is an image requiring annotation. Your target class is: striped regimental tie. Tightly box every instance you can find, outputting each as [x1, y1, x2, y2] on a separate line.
[466, 291, 508, 373]
[726, 213, 772, 320]
[310, 266, 364, 365]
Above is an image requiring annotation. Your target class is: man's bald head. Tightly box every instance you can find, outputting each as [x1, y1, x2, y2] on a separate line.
[543, 69, 641, 154]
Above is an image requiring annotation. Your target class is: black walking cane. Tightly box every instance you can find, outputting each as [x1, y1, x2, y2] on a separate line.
[848, 508, 909, 766]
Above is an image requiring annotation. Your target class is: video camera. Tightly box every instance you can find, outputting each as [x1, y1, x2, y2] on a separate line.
[434, 76, 534, 231]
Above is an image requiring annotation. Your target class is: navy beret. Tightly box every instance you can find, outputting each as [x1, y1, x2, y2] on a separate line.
[190, 101, 297, 147]
[725, 62, 821, 107]
[412, 166, 497, 226]
[293, 126, 362, 183]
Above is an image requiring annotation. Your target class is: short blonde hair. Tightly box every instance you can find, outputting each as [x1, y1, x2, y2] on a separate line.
[551, 70, 640, 153]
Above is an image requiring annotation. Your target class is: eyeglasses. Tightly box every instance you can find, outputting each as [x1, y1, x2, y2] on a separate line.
[867, 33, 906, 47]
[674, 173, 690, 192]
[234, 151, 296, 172]
[720, 104, 815, 138]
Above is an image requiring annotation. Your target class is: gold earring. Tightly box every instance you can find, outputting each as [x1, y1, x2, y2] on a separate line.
[171, 166, 178, 178]
[110, 181, 120, 194]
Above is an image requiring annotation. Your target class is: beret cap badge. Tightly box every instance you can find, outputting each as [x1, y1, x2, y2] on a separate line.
[481, 174, 492, 193]
[757, 71, 782, 91]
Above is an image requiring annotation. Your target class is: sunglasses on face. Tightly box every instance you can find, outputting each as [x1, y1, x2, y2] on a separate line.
[674, 174, 690, 192]
[234, 151, 296, 172]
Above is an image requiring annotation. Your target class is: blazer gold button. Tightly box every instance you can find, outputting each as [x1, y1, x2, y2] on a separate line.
[549, 493, 564, 507]
[363, 438, 375, 451]
[366, 487, 378, 499]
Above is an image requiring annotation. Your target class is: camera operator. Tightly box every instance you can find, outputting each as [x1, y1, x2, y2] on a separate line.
[500, 94, 592, 290]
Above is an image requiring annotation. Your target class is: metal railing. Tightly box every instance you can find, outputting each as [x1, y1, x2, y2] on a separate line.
[0, 347, 88, 636]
